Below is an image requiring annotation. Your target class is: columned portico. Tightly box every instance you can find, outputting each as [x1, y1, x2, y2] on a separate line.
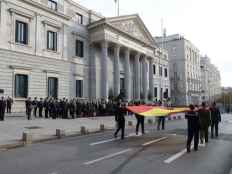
[101, 41, 109, 100]
[135, 52, 141, 100]
[114, 44, 120, 97]
[125, 48, 131, 101]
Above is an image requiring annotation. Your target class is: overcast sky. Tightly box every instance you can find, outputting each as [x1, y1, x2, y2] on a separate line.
[76, 0, 231, 87]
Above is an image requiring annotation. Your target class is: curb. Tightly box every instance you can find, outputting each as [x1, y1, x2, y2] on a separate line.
[0, 127, 115, 151]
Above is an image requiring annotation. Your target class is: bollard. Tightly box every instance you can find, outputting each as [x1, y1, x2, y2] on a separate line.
[56, 129, 65, 139]
[100, 124, 105, 131]
[128, 121, 133, 126]
[147, 119, 153, 124]
[80, 126, 86, 135]
[22, 132, 32, 144]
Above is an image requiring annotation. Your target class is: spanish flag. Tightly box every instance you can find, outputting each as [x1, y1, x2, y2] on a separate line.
[126, 105, 189, 117]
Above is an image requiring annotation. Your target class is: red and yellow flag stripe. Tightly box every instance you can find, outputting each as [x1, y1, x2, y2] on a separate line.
[127, 105, 189, 117]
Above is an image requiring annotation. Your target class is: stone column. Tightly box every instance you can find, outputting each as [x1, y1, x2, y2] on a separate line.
[125, 48, 131, 101]
[135, 52, 140, 100]
[149, 58, 154, 100]
[142, 56, 148, 101]
[114, 44, 120, 97]
[101, 41, 108, 100]
[89, 44, 96, 99]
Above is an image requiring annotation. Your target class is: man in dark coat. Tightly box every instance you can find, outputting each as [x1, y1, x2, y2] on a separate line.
[198, 102, 211, 144]
[6, 96, 13, 113]
[114, 102, 126, 139]
[185, 104, 200, 152]
[210, 102, 221, 138]
[25, 97, 32, 120]
[44, 98, 49, 118]
[38, 98, 44, 118]
[32, 97, 38, 117]
[69, 99, 75, 119]
[0, 97, 6, 121]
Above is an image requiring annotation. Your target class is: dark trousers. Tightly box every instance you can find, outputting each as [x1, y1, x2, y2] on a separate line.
[45, 109, 49, 118]
[211, 122, 219, 138]
[0, 113, 5, 121]
[33, 107, 37, 117]
[157, 117, 165, 130]
[7, 106, 11, 113]
[187, 128, 199, 152]
[27, 109, 32, 120]
[136, 117, 144, 134]
[114, 121, 125, 139]
[200, 127, 209, 143]
[39, 108, 43, 118]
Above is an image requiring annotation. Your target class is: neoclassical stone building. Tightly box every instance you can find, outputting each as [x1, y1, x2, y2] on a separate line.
[0, 0, 170, 112]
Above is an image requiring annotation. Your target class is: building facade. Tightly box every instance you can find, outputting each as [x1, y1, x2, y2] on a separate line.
[201, 55, 221, 101]
[156, 34, 201, 106]
[0, 0, 170, 112]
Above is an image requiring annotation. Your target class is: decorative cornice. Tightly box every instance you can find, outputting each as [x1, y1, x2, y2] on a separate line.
[9, 65, 32, 71]
[73, 73, 84, 77]
[42, 20, 62, 29]
[19, 0, 71, 20]
[8, 8, 34, 19]
[43, 70, 60, 74]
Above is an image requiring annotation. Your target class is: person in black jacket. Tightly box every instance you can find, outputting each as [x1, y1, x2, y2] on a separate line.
[6, 96, 13, 114]
[38, 98, 44, 118]
[210, 102, 221, 138]
[25, 97, 32, 120]
[114, 102, 126, 139]
[44, 98, 49, 118]
[0, 96, 6, 121]
[32, 97, 38, 117]
[185, 104, 200, 153]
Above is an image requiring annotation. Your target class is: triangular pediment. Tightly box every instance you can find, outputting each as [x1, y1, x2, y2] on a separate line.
[106, 14, 154, 44]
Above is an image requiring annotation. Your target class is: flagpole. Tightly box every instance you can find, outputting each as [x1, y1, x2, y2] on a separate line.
[118, 0, 120, 16]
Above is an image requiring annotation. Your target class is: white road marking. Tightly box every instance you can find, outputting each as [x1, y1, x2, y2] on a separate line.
[164, 142, 206, 164]
[84, 149, 132, 165]
[89, 132, 148, 146]
[142, 137, 168, 146]
[164, 148, 189, 164]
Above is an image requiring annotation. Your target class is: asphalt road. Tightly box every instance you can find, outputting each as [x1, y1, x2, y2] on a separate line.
[0, 114, 232, 174]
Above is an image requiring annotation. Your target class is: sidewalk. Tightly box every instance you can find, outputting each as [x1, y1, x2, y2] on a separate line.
[0, 114, 140, 148]
[0, 113, 185, 149]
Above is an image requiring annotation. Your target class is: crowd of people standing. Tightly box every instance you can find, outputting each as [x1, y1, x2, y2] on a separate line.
[185, 102, 221, 153]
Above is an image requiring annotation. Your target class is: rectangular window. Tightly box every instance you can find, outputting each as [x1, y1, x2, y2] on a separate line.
[164, 68, 168, 77]
[47, 31, 57, 51]
[76, 80, 83, 98]
[48, 0, 57, 11]
[75, 13, 83, 25]
[153, 65, 156, 75]
[75, 40, 84, 57]
[15, 20, 28, 45]
[15, 74, 28, 98]
[154, 87, 157, 98]
[159, 66, 163, 76]
[48, 77, 58, 98]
